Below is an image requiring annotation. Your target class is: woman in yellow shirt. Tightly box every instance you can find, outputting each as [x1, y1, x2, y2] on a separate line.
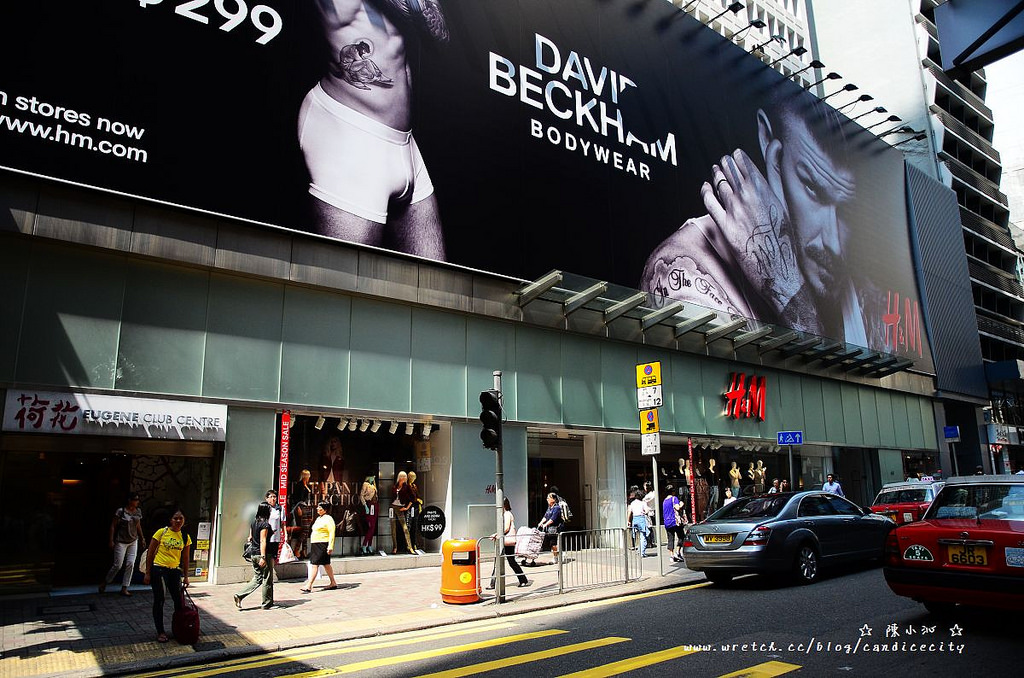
[143, 509, 192, 643]
[300, 501, 338, 593]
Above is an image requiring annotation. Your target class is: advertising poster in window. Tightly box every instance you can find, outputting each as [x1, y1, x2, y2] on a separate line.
[0, 1, 933, 371]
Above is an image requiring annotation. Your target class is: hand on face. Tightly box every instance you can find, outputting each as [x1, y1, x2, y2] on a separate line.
[701, 149, 804, 314]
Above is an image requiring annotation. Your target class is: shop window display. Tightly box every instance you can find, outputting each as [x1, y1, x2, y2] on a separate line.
[276, 415, 432, 558]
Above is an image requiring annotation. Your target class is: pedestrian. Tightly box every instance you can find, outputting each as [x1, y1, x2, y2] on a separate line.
[537, 492, 564, 561]
[143, 508, 191, 643]
[488, 498, 531, 589]
[662, 485, 683, 562]
[767, 478, 780, 494]
[300, 501, 338, 593]
[265, 490, 282, 574]
[822, 473, 845, 497]
[100, 492, 144, 597]
[642, 481, 658, 548]
[627, 491, 649, 558]
[780, 479, 790, 493]
[234, 502, 275, 610]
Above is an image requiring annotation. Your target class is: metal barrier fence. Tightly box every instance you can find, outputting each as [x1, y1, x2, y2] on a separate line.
[556, 527, 643, 594]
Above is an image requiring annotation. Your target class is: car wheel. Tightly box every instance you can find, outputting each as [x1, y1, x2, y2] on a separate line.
[793, 543, 819, 584]
[705, 571, 733, 585]
[923, 601, 956, 616]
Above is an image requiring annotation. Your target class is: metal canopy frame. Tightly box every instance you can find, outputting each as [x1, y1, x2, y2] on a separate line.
[513, 271, 919, 378]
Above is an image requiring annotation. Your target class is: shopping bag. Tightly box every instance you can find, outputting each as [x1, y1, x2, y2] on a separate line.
[277, 540, 297, 565]
[172, 588, 200, 645]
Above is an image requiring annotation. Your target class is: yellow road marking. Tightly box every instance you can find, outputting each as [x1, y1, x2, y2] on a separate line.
[558, 644, 702, 677]
[283, 629, 568, 677]
[717, 660, 802, 677]
[415, 637, 631, 678]
[132, 622, 519, 678]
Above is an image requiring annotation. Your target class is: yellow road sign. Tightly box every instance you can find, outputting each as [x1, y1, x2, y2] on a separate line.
[639, 408, 660, 433]
[636, 361, 662, 388]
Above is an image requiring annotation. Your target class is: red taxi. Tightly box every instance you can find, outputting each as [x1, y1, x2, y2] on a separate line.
[870, 479, 943, 525]
[884, 475, 1024, 613]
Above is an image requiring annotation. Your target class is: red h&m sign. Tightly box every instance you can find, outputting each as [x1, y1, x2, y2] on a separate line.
[724, 373, 767, 421]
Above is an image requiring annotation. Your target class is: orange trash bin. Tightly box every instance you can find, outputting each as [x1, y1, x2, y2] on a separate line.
[440, 538, 480, 604]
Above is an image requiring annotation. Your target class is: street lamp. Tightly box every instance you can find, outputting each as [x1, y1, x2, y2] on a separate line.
[891, 133, 928, 148]
[790, 59, 825, 79]
[865, 115, 902, 130]
[731, 18, 766, 42]
[821, 83, 858, 102]
[850, 106, 887, 122]
[749, 34, 785, 53]
[838, 94, 874, 112]
[768, 45, 808, 67]
[803, 71, 841, 90]
[706, 2, 744, 25]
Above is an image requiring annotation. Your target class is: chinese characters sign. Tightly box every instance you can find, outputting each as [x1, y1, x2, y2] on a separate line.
[3, 390, 227, 441]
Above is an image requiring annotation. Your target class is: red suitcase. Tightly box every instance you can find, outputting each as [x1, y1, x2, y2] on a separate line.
[172, 588, 200, 645]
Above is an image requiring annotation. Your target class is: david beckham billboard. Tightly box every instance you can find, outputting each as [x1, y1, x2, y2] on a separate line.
[0, 0, 933, 371]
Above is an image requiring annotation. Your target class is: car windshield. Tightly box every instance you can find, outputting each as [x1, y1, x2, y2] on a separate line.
[710, 495, 788, 520]
[927, 484, 1024, 521]
[874, 488, 929, 504]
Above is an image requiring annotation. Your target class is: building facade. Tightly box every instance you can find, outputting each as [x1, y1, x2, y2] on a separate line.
[0, 0, 971, 591]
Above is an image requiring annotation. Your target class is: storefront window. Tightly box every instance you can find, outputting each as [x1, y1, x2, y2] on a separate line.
[276, 415, 438, 557]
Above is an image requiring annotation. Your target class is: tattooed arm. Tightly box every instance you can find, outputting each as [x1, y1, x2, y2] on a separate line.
[380, 0, 449, 42]
[701, 149, 821, 334]
[641, 216, 748, 317]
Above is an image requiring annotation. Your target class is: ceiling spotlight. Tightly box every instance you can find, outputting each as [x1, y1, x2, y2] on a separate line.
[347, 419, 358, 431]
[837, 94, 874, 112]
[750, 34, 785, 54]
[337, 418, 349, 431]
[370, 420, 382, 433]
[821, 83, 858, 102]
[314, 416, 325, 431]
[865, 114, 902, 130]
[850, 106, 887, 122]
[388, 421, 399, 435]
[405, 422, 414, 435]
[359, 419, 370, 432]
[768, 45, 807, 67]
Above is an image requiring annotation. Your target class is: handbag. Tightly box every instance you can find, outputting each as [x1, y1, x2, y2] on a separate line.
[242, 521, 261, 560]
[172, 588, 201, 645]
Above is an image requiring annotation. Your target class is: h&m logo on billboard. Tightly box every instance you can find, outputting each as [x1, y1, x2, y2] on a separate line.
[724, 373, 766, 421]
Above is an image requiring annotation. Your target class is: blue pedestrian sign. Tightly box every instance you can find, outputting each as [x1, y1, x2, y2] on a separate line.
[777, 431, 803, 445]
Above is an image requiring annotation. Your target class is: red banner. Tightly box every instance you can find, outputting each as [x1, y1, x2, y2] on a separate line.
[278, 411, 290, 558]
[687, 437, 697, 524]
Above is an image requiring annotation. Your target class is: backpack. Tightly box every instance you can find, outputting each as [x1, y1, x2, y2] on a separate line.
[558, 498, 572, 523]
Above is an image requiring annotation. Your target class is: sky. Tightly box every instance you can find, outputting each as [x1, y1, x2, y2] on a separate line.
[985, 49, 1024, 241]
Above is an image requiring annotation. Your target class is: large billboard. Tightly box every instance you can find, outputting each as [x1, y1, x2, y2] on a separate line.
[0, 1, 932, 371]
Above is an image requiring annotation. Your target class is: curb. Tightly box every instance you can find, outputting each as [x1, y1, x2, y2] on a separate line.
[88, 570, 707, 678]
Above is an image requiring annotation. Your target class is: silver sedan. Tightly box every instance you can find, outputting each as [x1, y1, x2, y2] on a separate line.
[682, 491, 894, 585]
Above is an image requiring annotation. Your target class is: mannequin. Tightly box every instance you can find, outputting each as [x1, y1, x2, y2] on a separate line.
[407, 471, 422, 551]
[706, 458, 720, 513]
[729, 461, 741, 499]
[746, 462, 756, 489]
[390, 471, 416, 555]
[754, 460, 766, 493]
[678, 459, 691, 520]
[359, 475, 378, 555]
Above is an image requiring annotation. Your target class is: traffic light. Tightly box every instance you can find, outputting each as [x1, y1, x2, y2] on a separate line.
[479, 389, 502, 451]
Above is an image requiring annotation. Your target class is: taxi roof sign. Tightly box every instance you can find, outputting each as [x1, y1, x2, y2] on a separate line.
[636, 361, 662, 388]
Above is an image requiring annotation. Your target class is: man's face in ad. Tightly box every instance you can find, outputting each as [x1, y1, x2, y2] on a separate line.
[778, 114, 855, 302]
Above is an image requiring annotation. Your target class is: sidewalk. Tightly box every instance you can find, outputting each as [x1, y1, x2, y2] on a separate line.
[0, 556, 706, 678]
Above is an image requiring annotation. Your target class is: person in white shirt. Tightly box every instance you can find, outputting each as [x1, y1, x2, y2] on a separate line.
[265, 490, 283, 578]
[627, 491, 650, 558]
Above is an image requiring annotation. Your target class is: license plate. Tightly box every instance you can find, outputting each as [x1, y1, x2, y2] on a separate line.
[947, 544, 988, 566]
[703, 534, 733, 544]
